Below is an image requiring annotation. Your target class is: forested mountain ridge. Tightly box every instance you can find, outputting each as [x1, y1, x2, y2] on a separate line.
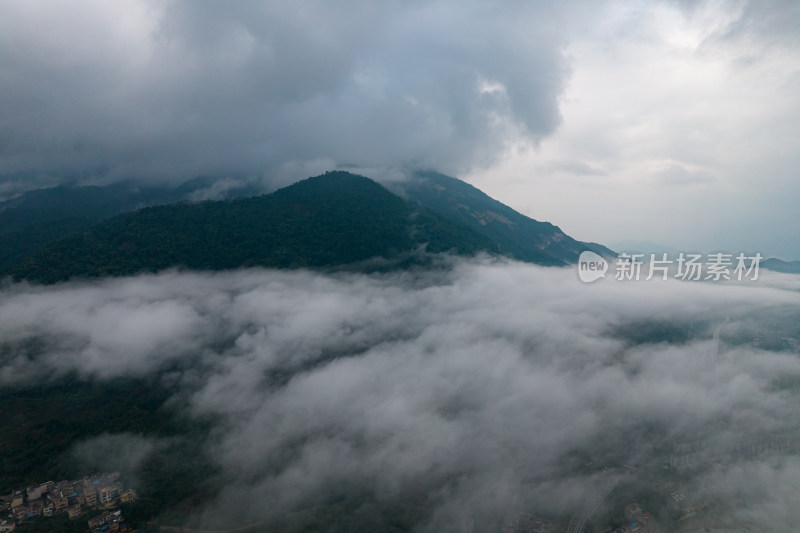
[5, 172, 499, 284]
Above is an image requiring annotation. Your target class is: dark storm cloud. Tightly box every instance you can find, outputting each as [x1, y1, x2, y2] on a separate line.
[2, 260, 800, 530]
[0, 1, 569, 184]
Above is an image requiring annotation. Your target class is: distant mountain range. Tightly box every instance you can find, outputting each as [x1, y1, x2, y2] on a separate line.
[607, 240, 799, 275]
[2, 170, 612, 284]
[761, 258, 800, 274]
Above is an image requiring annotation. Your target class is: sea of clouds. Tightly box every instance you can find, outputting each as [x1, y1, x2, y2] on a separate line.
[2, 258, 799, 531]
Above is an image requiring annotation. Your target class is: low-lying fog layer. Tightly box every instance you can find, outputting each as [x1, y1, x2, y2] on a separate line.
[2, 258, 800, 531]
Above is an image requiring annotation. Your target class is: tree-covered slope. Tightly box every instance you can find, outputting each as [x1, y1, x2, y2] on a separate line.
[762, 258, 800, 274]
[6, 172, 498, 284]
[393, 170, 615, 265]
[0, 176, 266, 270]
[0, 182, 178, 269]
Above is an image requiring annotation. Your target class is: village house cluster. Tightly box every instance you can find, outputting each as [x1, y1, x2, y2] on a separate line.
[86, 510, 126, 533]
[3, 472, 136, 531]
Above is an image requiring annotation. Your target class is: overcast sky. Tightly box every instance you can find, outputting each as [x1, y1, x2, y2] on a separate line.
[1, 0, 798, 257]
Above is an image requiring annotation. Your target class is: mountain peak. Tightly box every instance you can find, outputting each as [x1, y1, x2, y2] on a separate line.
[5, 172, 498, 284]
[3, 170, 615, 284]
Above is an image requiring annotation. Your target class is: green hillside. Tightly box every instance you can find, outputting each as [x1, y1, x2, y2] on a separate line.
[394, 170, 615, 265]
[6, 172, 498, 284]
[0, 182, 177, 269]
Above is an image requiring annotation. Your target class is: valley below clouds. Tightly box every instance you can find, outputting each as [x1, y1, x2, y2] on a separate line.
[2, 258, 800, 531]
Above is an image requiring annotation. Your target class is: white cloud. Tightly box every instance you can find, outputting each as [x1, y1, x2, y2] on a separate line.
[2, 260, 800, 529]
[467, 0, 800, 259]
